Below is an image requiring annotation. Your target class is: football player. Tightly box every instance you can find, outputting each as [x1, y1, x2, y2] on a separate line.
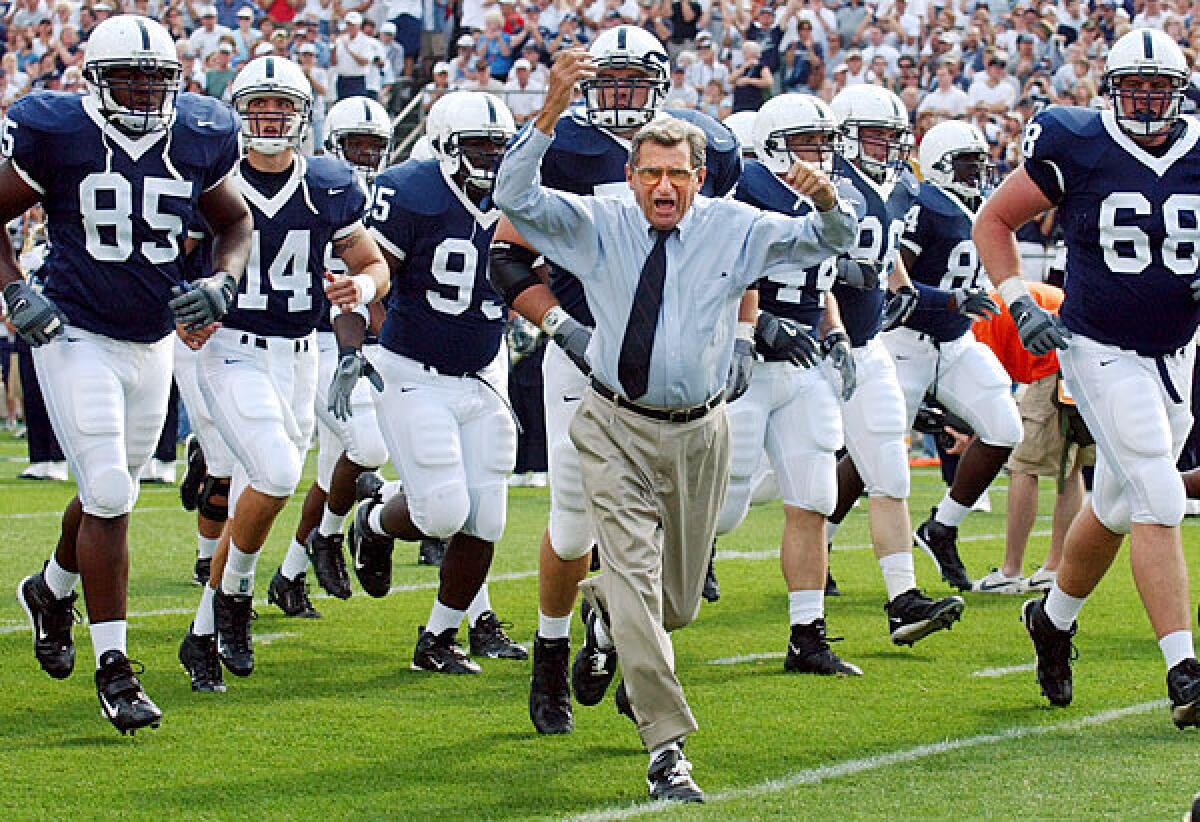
[823, 85, 967, 645]
[486, 26, 743, 735]
[715, 93, 863, 676]
[882, 120, 1022, 592]
[345, 90, 528, 675]
[278, 96, 391, 614]
[178, 56, 389, 692]
[975, 28, 1200, 723]
[1, 15, 252, 733]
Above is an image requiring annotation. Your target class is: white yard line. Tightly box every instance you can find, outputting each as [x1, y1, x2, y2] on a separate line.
[706, 652, 786, 666]
[972, 662, 1036, 678]
[256, 632, 296, 646]
[567, 700, 1165, 822]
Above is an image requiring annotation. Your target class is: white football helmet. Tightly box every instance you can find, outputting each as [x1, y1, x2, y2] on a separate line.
[83, 15, 181, 133]
[409, 134, 435, 162]
[1103, 27, 1189, 137]
[324, 96, 393, 180]
[918, 120, 993, 201]
[830, 84, 912, 183]
[427, 90, 516, 191]
[722, 111, 758, 160]
[230, 56, 313, 155]
[581, 25, 669, 130]
[753, 93, 840, 176]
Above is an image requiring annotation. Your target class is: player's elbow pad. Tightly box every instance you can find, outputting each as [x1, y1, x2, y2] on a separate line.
[489, 241, 542, 306]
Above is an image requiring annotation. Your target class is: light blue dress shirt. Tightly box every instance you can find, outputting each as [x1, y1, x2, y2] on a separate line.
[494, 126, 858, 409]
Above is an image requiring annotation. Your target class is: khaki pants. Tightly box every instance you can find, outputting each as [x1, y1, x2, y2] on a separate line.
[572, 386, 730, 751]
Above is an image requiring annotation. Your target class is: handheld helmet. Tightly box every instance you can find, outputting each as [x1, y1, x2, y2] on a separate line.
[722, 110, 758, 160]
[753, 93, 841, 177]
[324, 96, 393, 180]
[918, 119, 994, 200]
[1103, 27, 1189, 137]
[580, 25, 669, 130]
[427, 90, 516, 190]
[830, 84, 912, 183]
[230, 55, 313, 155]
[83, 15, 181, 133]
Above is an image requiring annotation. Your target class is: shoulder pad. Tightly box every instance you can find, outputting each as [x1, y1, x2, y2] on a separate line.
[304, 154, 358, 189]
[915, 182, 961, 217]
[896, 167, 921, 197]
[736, 161, 805, 215]
[550, 113, 614, 157]
[375, 159, 452, 216]
[173, 93, 239, 138]
[7, 91, 86, 134]
[665, 108, 738, 155]
[1033, 105, 1104, 140]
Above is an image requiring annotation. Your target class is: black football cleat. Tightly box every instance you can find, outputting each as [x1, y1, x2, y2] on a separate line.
[1168, 657, 1200, 729]
[785, 619, 863, 676]
[614, 678, 636, 725]
[886, 588, 965, 646]
[95, 650, 162, 735]
[267, 569, 321, 618]
[214, 590, 256, 677]
[571, 601, 618, 706]
[914, 509, 972, 591]
[306, 530, 352, 600]
[354, 470, 384, 504]
[179, 628, 227, 693]
[1022, 596, 1076, 707]
[16, 571, 79, 680]
[701, 542, 719, 603]
[348, 500, 394, 598]
[192, 556, 212, 587]
[412, 626, 481, 674]
[469, 611, 528, 660]
[647, 748, 704, 803]
[418, 538, 447, 567]
[529, 635, 573, 734]
[179, 435, 206, 512]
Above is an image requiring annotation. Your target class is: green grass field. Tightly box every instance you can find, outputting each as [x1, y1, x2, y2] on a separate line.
[2, 428, 1199, 820]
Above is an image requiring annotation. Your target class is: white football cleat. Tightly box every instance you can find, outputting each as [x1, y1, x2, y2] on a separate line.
[1023, 567, 1057, 593]
[972, 568, 1024, 594]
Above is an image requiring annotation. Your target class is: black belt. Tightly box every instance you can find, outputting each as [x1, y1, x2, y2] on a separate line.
[590, 378, 721, 423]
[239, 333, 310, 353]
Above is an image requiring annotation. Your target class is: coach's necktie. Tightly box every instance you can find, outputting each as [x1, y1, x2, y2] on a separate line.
[617, 228, 670, 401]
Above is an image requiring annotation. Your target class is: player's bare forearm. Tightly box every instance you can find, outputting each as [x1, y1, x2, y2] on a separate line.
[334, 223, 391, 302]
[737, 288, 758, 323]
[819, 291, 843, 335]
[199, 175, 253, 282]
[888, 254, 914, 292]
[332, 309, 367, 352]
[975, 166, 1053, 289]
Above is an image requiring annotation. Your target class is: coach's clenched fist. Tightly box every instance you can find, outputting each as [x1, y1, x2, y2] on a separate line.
[784, 160, 838, 212]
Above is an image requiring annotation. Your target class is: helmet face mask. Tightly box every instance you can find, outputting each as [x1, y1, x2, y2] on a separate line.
[427, 91, 516, 193]
[231, 56, 313, 156]
[919, 120, 992, 201]
[339, 133, 390, 176]
[754, 93, 842, 181]
[853, 125, 911, 182]
[762, 129, 841, 177]
[581, 26, 668, 130]
[948, 150, 994, 196]
[830, 85, 911, 184]
[1103, 28, 1188, 138]
[324, 96, 393, 181]
[83, 16, 181, 134]
[445, 131, 509, 189]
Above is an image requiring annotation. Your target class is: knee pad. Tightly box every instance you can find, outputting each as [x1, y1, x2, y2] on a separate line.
[777, 450, 837, 517]
[548, 441, 592, 560]
[864, 440, 910, 499]
[346, 426, 388, 472]
[410, 480, 471, 540]
[253, 443, 304, 498]
[463, 482, 508, 542]
[83, 465, 136, 518]
[976, 396, 1023, 448]
[1091, 476, 1131, 535]
[198, 475, 231, 522]
[1129, 458, 1186, 527]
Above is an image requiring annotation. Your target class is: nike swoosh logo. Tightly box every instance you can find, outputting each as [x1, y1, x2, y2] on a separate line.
[978, 580, 1019, 591]
[196, 120, 215, 127]
[893, 355, 909, 361]
[1099, 359, 1116, 366]
[99, 691, 117, 717]
[354, 552, 367, 570]
[400, 386, 415, 393]
[563, 395, 580, 402]
[223, 359, 241, 365]
[427, 657, 445, 670]
[329, 188, 345, 195]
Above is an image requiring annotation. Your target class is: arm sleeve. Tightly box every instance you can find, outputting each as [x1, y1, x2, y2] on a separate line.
[333, 180, 369, 235]
[365, 188, 416, 262]
[4, 107, 47, 194]
[202, 120, 242, 192]
[1021, 112, 1068, 204]
[747, 198, 857, 288]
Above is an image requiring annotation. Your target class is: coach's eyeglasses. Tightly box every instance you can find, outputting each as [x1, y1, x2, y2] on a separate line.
[632, 166, 698, 186]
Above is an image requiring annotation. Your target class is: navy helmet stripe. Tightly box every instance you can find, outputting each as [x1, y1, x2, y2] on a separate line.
[363, 99, 372, 121]
[485, 95, 496, 124]
[617, 26, 626, 51]
[266, 57, 275, 78]
[136, 18, 150, 50]
[1143, 30, 1154, 59]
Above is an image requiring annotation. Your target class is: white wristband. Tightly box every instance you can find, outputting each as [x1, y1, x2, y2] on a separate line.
[996, 277, 1030, 308]
[350, 274, 377, 305]
[736, 321, 755, 342]
[541, 305, 569, 335]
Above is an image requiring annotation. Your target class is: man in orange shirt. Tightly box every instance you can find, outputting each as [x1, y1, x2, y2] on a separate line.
[971, 281, 1093, 594]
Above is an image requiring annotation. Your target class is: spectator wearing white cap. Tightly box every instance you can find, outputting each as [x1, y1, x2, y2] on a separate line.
[685, 34, 729, 97]
[663, 63, 699, 109]
[204, 40, 237, 99]
[377, 21, 406, 109]
[503, 55, 544, 123]
[967, 49, 1016, 114]
[449, 33, 475, 86]
[231, 6, 260, 62]
[841, 48, 872, 85]
[334, 11, 376, 100]
[421, 60, 453, 113]
[189, 5, 233, 60]
[383, 0, 421, 78]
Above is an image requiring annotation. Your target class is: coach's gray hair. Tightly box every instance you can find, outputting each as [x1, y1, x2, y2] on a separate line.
[630, 117, 707, 171]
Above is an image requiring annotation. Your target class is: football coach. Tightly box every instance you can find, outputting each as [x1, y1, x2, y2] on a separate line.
[493, 48, 857, 803]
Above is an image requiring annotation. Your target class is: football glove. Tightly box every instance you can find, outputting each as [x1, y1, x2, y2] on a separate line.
[881, 285, 919, 332]
[1010, 294, 1070, 356]
[2, 280, 65, 346]
[1189, 276, 1200, 302]
[755, 311, 819, 368]
[169, 271, 238, 331]
[725, 337, 755, 402]
[822, 329, 856, 401]
[548, 314, 592, 375]
[835, 256, 882, 291]
[328, 351, 385, 421]
[952, 286, 1000, 321]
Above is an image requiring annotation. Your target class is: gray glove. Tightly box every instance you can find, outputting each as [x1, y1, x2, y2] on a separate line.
[1189, 277, 1200, 302]
[952, 286, 1000, 320]
[755, 310, 819, 368]
[549, 314, 592, 375]
[1010, 294, 1071, 356]
[169, 271, 238, 331]
[725, 337, 755, 402]
[835, 256, 881, 291]
[881, 285, 919, 331]
[328, 351, 385, 421]
[2, 280, 65, 346]
[822, 329, 856, 401]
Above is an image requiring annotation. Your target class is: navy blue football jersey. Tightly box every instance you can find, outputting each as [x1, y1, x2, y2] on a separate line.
[182, 214, 213, 283]
[222, 155, 366, 339]
[367, 159, 506, 375]
[899, 181, 983, 342]
[1024, 106, 1200, 355]
[832, 158, 919, 346]
[534, 104, 742, 326]
[4, 91, 240, 343]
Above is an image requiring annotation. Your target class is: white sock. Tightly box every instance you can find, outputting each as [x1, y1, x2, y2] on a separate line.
[825, 521, 840, 544]
[43, 556, 79, 599]
[592, 611, 614, 650]
[538, 611, 571, 640]
[280, 539, 310, 580]
[193, 585, 216, 636]
[90, 619, 127, 668]
[789, 589, 824, 626]
[1043, 583, 1085, 631]
[426, 599, 466, 636]
[649, 740, 680, 768]
[197, 535, 218, 561]
[367, 505, 387, 537]
[221, 541, 259, 596]
[317, 506, 346, 538]
[1159, 630, 1195, 671]
[467, 584, 491, 626]
[879, 551, 917, 602]
[934, 492, 972, 528]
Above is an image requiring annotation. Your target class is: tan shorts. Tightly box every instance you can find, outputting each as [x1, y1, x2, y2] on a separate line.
[1007, 373, 1095, 477]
